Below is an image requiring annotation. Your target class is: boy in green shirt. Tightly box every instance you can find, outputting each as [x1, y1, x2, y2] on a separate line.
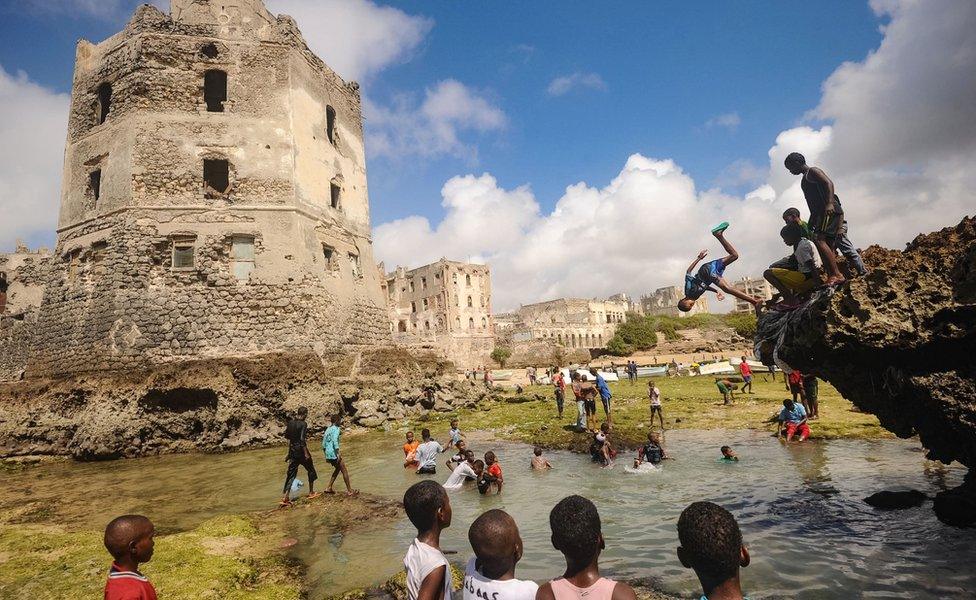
[322, 414, 357, 496]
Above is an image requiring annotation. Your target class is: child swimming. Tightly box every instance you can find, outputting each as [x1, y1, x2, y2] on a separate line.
[531, 446, 553, 470]
[720, 446, 739, 462]
[634, 432, 668, 468]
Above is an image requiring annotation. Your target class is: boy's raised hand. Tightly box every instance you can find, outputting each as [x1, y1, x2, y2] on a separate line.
[697, 249, 708, 260]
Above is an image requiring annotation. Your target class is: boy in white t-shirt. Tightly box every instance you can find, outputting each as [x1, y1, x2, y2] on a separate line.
[463, 509, 538, 600]
[444, 458, 483, 490]
[764, 223, 823, 305]
[403, 481, 453, 600]
[648, 381, 664, 429]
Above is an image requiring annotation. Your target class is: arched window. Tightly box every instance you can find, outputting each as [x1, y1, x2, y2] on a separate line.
[481, 317, 487, 329]
[200, 43, 219, 59]
[455, 317, 461, 329]
[467, 296, 473, 308]
[204, 70, 227, 112]
[326, 105, 337, 145]
[97, 83, 112, 125]
[425, 321, 430, 330]
[330, 181, 341, 209]
[465, 274, 471, 286]
[398, 321, 407, 333]
[558, 334, 563, 344]
[468, 318, 474, 330]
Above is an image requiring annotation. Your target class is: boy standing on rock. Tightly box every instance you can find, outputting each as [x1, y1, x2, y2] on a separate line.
[280, 406, 320, 507]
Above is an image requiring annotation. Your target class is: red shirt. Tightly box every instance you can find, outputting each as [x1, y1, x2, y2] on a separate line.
[487, 463, 502, 478]
[788, 371, 804, 386]
[105, 564, 157, 600]
[739, 362, 752, 376]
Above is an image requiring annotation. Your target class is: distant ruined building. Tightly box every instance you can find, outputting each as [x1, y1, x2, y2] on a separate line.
[0, 0, 392, 381]
[641, 286, 710, 318]
[382, 259, 495, 368]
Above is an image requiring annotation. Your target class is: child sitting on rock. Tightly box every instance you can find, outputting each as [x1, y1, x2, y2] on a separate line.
[764, 223, 822, 306]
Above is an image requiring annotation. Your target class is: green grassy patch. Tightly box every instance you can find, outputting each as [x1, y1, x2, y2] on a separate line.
[0, 515, 300, 600]
[418, 374, 890, 451]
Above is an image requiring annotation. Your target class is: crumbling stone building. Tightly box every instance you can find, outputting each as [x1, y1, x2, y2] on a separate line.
[1, 0, 392, 381]
[641, 285, 710, 318]
[497, 297, 629, 350]
[383, 259, 494, 367]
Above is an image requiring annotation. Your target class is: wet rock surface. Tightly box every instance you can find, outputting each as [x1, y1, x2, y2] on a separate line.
[757, 217, 976, 525]
[0, 350, 484, 460]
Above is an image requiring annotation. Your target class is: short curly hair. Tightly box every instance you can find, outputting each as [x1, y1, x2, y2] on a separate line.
[550, 495, 602, 562]
[784, 152, 806, 168]
[677, 501, 743, 579]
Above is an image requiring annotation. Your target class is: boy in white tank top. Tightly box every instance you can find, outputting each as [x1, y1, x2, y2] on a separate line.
[535, 495, 637, 600]
[402, 481, 453, 600]
[463, 509, 537, 600]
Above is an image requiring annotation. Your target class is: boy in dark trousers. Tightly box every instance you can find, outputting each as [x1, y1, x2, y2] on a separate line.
[403, 481, 453, 600]
[280, 406, 320, 507]
[677, 501, 751, 600]
[103, 515, 158, 600]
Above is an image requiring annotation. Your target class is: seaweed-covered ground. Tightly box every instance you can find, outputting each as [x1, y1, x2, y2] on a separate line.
[419, 374, 889, 452]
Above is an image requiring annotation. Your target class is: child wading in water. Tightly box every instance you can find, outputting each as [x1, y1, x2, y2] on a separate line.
[322, 414, 357, 496]
[634, 432, 668, 468]
[531, 446, 553, 470]
[536, 495, 637, 600]
[679, 223, 763, 316]
[103, 515, 157, 600]
[481, 451, 504, 493]
[403, 481, 453, 600]
[591, 423, 616, 467]
[678, 501, 751, 600]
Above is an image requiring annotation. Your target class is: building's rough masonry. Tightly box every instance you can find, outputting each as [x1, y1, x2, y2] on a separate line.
[0, 0, 486, 459]
[382, 259, 495, 368]
[730, 277, 774, 313]
[640, 286, 710, 318]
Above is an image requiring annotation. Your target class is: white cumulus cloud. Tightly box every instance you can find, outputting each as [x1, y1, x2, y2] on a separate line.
[268, 0, 433, 81]
[366, 80, 506, 161]
[376, 0, 976, 313]
[547, 72, 607, 97]
[0, 67, 70, 252]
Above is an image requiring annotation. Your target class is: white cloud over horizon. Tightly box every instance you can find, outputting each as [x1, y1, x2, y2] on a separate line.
[547, 72, 607, 96]
[375, 0, 976, 313]
[0, 67, 69, 253]
[703, 111, 741, 132]
[366, 79, 507, 162]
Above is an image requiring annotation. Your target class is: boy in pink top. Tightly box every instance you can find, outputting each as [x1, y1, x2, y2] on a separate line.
[535, 495, 637, 600]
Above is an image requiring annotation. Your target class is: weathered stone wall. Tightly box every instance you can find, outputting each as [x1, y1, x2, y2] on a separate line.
[6, 0, 391, 380]
[0, 350, 484, 459]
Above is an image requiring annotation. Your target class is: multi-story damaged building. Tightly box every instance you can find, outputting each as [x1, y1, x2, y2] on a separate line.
[383, 259, 494, 367]
[730, 277, 774, 313]
[641, 286, 710, 318]
[0, 0, 392, 381]
[498, 297, 628, 350]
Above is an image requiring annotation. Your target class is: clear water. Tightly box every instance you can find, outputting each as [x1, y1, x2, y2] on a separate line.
[3, 430, 974, 599]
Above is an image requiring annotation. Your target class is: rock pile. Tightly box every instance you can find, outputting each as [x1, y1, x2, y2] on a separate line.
[756, 217, 976, 525]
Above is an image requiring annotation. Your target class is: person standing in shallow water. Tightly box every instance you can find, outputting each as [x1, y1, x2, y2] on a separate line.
[280, 406, 320, 507]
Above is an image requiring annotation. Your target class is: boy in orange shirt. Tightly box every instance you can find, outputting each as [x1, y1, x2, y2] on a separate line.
[403, 431, 421, 469]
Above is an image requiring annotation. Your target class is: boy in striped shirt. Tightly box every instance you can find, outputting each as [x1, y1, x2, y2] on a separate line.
[104, 514, 157, 600]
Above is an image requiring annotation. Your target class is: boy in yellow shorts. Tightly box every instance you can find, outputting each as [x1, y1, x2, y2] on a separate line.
[764, 223, 822, 304]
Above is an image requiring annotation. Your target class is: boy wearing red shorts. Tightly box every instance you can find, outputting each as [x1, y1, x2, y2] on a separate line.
[778, 399, 810, 442]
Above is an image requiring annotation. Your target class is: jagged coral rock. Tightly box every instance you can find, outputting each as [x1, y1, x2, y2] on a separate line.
[756, 217, 976, 524]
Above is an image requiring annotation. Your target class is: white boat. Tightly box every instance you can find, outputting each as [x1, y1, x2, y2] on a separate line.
[698, 361, 736, 375]
[561, 368, 619, 382]
[615, 366, 669, 378]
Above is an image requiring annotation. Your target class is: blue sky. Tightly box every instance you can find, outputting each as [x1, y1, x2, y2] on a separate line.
[3, 1, 974, 311]
[1, 0, 881, 229]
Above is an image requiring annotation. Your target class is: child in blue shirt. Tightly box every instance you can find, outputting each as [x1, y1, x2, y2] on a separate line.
[322, 414, 357, 496]
[678, 223, 763, 316]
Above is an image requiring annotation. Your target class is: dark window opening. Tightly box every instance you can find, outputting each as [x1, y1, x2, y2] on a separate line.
[330, 183, 341, 209]
[326, 105, 337, 145]
[203, 159, 230, 195]
[200, 43, 219, 59]
[322, 245, 336, 271]
[89, 170, 102, 203]
[97, 83, 112, 124]
[204, 70, 227, 112]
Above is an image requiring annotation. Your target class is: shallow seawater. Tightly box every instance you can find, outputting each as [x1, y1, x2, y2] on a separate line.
[2, 429, 974, 599]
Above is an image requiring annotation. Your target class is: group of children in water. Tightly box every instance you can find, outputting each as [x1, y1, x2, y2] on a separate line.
[402, 482, 752, 600]
[678, 153, 866, 314]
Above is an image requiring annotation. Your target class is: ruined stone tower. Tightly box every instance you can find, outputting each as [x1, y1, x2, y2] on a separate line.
[23, 0, 391, 377]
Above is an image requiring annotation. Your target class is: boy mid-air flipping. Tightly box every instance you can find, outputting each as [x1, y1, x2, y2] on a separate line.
[678, 223, 763, 315]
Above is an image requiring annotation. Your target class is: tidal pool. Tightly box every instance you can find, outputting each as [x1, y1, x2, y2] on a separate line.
[2, 429, 973, 599]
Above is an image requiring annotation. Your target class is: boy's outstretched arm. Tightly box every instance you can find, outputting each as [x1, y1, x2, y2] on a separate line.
[686, 250, 708, 274]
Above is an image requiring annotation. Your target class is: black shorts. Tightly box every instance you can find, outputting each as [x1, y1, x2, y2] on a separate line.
[810, 212, 843, 239]
[327, 458, 341, 467]
[650, 405, 662, 414]
[417, 465, 436, 475]
[790, 383, 803, 394]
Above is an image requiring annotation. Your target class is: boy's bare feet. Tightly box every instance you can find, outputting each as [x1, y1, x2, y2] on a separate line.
[345, 490, 360, 497]
[826, 276, 847, 286]
[324, 489, 336, 495]
[307, 492, 323, 500]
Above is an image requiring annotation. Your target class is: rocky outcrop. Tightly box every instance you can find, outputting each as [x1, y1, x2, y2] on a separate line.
[0, 349, 484, 460]
[756, 217, 976, 525]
